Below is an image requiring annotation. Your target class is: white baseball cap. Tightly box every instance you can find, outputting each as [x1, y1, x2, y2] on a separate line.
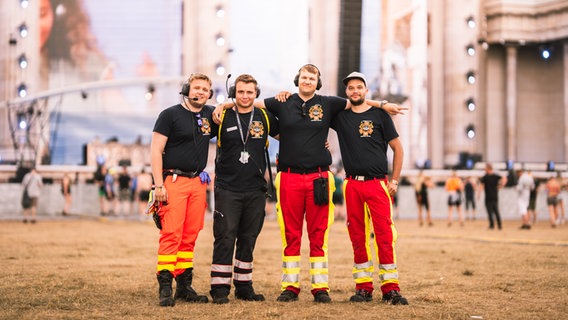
[342, 71, 367, 86]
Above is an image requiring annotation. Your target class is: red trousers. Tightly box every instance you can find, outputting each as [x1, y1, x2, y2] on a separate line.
[275, 171, 334, 295]
[156, 176, 207, 276]
[344, 178, 400, 295]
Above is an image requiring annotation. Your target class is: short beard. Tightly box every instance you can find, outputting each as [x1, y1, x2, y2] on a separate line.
[349, 97, 365, 106]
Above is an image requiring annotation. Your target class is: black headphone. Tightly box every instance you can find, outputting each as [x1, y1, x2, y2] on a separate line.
[180, 81, 214, 99]
[293, 64, 322, 90]
[228, 84, 261, 99]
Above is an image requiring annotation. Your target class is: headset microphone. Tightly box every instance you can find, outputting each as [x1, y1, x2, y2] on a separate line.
[192, 97, 199, 101]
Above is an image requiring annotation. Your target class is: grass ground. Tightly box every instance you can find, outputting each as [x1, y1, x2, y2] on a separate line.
[1, 216, 567, 320]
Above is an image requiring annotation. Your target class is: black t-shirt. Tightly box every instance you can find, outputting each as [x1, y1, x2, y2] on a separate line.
[330, 107, 398, 177]
[118, 174, 131, 190]
[480, 173, 501, 201]
[264, 93, 346, 170]
[215, 107, 279, 192]
[153, 104, 217, 172]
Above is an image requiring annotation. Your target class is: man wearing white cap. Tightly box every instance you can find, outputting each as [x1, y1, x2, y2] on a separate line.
[330, 71, 408, 305]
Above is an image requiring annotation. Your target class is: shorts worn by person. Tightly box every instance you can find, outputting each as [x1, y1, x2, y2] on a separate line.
[150, 73, 218, 307]
[331, 71, 408, 305]
[209, 74, 278, 304]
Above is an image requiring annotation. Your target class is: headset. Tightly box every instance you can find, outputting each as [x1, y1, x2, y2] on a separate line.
[293, 64, 322, 90]
[180, 78, 214, 99]
[227, 74, 261, 99]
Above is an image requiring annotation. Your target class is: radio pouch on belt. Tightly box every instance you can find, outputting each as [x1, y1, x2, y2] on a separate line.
[313, 177, 329, 205]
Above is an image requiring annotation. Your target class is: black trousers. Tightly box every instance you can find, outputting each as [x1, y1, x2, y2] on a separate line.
[211, 187, 266, 292]
[485, 199, 502, 229]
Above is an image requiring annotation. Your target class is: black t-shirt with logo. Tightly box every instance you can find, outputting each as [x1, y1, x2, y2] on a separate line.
[153, 104, 217, 173]
[331, 107, 398, 177]
[264, 93, 345, 170]
[215, 107, 278, 192]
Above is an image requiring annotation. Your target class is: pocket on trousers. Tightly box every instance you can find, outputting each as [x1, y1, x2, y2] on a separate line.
[313, 177, 329, 206]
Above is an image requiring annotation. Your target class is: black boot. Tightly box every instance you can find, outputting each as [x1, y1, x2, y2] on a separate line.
[174, 268, 209, 303]
[157, 270, 175, 307]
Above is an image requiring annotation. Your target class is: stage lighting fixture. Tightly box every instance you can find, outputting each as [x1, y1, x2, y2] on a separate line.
[18, 54, 28, 69]
[216, 33, 225, 46]
[17, 112, 27, 129]
[539, 45, 552, 60]
[17, 83, 27, 98]
[466, 98, 476, 111]
[19, 23, 28, 38]
[215, 63, 225, 76]
[466, 124, 476, 139]
[9, 34, 17, 45]
[145, 84, 155, 101]
[466, 16, 476, 29]
[20, 0, 29, 9]
[466, 71, 476, 84]
[466, 44, 476, 56]
[216, 5, 225, 18]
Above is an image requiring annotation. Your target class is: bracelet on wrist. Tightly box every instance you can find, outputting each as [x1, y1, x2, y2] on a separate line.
[391, 180, 399, 185]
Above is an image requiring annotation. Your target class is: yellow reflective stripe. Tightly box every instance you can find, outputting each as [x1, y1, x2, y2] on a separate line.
[157, 264, 175, 272]
[282, 267, 300, 274]
[258, 108, 270, 147]
[217, 109, 227, 148]
[157, 254, 177, 263]
[310, 256, 327, 263]
[283, 255, 301, 263]
[175, 261, 193, 269]
[177, 251, 194, 259]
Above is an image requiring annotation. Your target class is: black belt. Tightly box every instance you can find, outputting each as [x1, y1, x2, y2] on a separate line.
[347, 175, 386, 181]
[279, 166, 329, 174]
[163, 169, 199, 178]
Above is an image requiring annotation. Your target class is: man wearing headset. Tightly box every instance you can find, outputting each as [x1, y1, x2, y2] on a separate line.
[150, 73, 217, 307]
[214, 64, 405, 303]
[209, 74, 279, 304]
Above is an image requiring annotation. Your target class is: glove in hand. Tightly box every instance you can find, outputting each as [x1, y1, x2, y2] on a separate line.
[199, 172, 211, 185]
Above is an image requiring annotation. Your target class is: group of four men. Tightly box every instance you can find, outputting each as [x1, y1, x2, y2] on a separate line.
[149, 64, 408, 307]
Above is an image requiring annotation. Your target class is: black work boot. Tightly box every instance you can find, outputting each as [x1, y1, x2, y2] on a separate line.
[174, 268, 209, 303]
[157, 270, 175, 307]
[210, 286, 230, 304]
[235, 285, 265, 301]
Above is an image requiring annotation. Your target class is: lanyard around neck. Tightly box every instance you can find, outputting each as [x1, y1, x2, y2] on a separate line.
[234, 107, 254, 148]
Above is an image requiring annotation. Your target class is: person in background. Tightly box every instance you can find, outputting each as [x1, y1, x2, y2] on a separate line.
[415, 171, 433, 227]
[464, 176, 477, 220]
[545, 173, 562, 228]
[117, 166, 132, 217]
[445, 170, 464, 227]
[136, 167, 153, 220]
[22, 166, 44, 224]
[61, 172, 72, 216]
[516, 169, 535, 230]
[478, 163, 506, 230]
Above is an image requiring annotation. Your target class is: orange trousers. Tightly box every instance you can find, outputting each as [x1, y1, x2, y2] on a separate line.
[156, 175, 208, 276]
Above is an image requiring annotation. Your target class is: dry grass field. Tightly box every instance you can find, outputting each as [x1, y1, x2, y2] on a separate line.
[1, 215, 567, 320]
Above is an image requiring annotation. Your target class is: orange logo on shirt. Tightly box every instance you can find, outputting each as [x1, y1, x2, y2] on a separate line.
[201, 118, 211, 135]
[309, 104, 324, 121]
[249, 121, 265, 138]
[359, 120, 374, 137]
